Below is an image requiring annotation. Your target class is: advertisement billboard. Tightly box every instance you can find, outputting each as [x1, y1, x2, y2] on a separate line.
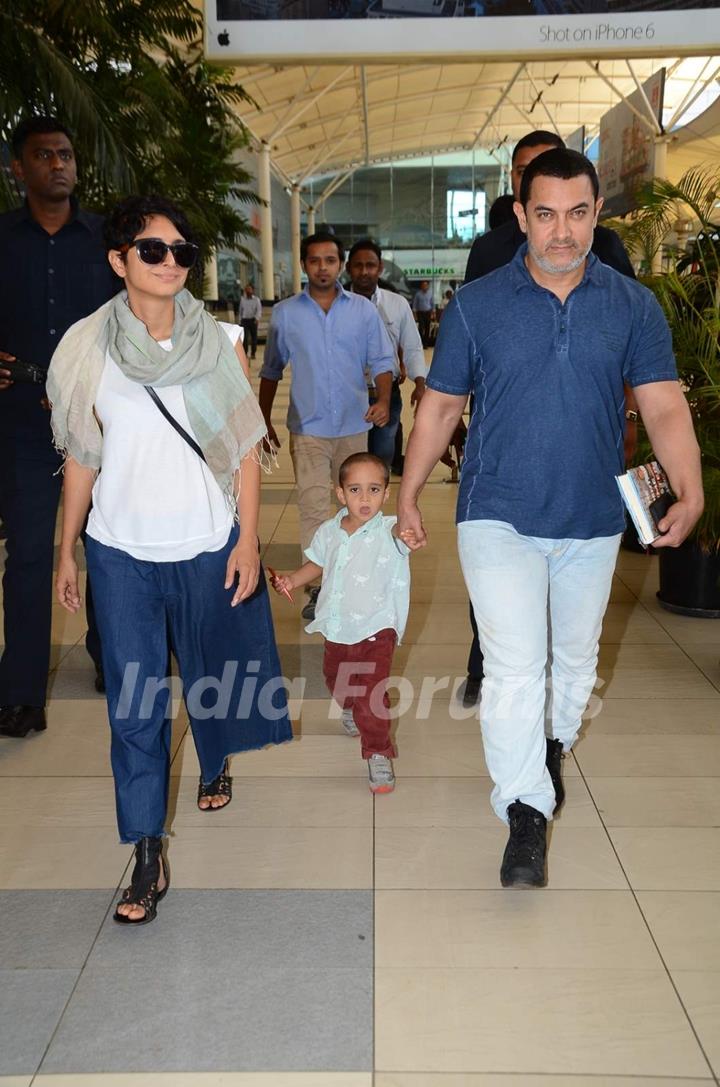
[597, 68, 664, 217]
[565, 125, 586, 153]
[207, 2, 719, 63]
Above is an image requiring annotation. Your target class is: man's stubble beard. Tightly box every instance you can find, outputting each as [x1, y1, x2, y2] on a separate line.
[528, 237, 592, 276]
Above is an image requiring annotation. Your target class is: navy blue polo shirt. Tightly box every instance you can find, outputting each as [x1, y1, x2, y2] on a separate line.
[427, 246, 677, 540]
[0, 199, 120, 448]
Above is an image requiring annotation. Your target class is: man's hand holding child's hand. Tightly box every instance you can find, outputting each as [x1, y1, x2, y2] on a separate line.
[393, 522, 425, 551]
[395, 505, 427, 550]
[398, 527, 419, 548]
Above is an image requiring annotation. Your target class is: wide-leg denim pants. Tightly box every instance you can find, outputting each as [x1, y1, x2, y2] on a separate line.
[458, 519, 621, 823]
[86, 527, 292, 843]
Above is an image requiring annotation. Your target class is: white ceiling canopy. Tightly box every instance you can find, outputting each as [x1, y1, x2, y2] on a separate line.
[233, 55, 720, 187]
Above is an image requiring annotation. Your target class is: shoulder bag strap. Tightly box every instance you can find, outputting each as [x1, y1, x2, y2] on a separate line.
[144, 385, 207, 463]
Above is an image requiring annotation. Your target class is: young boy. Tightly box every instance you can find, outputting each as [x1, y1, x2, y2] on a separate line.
[271, 452, 413, 794]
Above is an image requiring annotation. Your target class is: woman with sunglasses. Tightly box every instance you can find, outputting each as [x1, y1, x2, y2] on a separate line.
[48, 195, 292, 925]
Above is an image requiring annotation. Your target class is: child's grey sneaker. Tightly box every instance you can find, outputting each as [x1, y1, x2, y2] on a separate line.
[368, 753, 395, 794]
[301, 586, 320, 621]
[341, 708, 360, 737]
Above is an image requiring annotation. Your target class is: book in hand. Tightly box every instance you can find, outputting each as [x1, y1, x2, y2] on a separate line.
[616, 461, 676, 546]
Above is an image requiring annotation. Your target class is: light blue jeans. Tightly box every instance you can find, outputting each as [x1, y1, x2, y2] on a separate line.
[457, 520, 621, 823]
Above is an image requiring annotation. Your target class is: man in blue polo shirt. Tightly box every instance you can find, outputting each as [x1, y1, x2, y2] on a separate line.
[460, 129, 640, 711]
[260, 231, 394, 619]
[397, 148, 703, 889]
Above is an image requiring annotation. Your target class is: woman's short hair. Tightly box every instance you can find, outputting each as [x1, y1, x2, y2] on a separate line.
[104, 195, 199, 255]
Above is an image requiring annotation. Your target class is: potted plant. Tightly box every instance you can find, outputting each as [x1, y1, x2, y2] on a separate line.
[611, 167, 720, 616]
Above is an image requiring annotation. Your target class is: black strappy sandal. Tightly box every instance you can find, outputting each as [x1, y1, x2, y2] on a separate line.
[113, 836, 169, 926]
[197, 759, 232, 812]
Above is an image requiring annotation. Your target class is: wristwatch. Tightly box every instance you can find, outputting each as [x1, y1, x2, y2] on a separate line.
[625, 409, 639, 423]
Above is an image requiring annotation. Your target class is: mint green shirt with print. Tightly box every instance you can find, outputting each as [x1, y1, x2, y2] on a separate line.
[304, 509, 411, 645]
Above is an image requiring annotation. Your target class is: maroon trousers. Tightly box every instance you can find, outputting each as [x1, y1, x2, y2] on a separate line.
[322, 628, 398, 759]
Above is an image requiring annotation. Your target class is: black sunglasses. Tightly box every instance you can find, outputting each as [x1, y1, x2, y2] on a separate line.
[122, 237, 199, 269]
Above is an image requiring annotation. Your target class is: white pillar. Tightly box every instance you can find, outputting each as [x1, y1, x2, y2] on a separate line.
[290, 184, 302, 294]
[258, 144, 275, 301]
[202, 253, 218, 302]
[651, 138, 669, 274]
[307, 206, 316, 235]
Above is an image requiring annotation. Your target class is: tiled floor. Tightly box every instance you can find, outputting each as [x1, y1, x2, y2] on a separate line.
[1, 355, 719, 1086]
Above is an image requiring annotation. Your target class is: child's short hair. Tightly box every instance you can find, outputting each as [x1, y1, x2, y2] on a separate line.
[338, 452, 390, 487]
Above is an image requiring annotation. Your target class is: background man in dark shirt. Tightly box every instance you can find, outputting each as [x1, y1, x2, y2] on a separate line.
[459, 129, 638, 708]
[239, 283, 262, 360]
[0, 116, 120, 738]
[412, 280, 435, 347]
[465, 130, 635, 282]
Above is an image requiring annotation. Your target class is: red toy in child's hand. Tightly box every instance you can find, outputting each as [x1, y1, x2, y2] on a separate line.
[266, 566, 294, 603]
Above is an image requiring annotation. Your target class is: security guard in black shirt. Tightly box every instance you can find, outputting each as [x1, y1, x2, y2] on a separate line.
[0, 116, 120, 737]
[465, 131, 636, 283]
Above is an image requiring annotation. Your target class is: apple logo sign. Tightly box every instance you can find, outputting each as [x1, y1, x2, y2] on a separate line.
[218, 28, 230, 46]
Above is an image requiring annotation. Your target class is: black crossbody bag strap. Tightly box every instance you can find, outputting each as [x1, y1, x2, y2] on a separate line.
[144, 386, 207, 463]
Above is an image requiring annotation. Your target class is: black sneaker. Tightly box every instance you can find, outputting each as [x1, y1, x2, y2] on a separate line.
[500, 801, 547, 888]
[301, 586, 320, 621]
[461, 674, 482, 708]
[545, 737, 565, 814]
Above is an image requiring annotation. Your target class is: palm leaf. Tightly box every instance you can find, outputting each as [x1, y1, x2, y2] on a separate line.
[627, 167, 720, 551]
[1, 1, 258, 296]
[0, 12, 135, 202]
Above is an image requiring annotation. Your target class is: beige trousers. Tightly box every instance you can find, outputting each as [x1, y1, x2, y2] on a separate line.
[289, 431, 368, 557]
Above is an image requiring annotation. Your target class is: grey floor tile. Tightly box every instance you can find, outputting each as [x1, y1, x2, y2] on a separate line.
[0, 891, 113, 968]
[88, 890, 372, 970]
[47, 645, 104, 701]
[47, 647, 183, 702]
[0, 969, 78, 1075]
[44, 966, 371, 1073]
[41, 890, 372, 1073]
[48, 645, 101, 673]
[46, 670, 107, 701]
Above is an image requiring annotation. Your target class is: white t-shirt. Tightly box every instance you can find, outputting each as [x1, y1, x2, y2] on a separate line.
[86, 322, 240, 562]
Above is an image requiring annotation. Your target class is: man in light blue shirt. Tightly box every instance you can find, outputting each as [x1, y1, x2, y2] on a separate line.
[259, 232, 394, 617]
